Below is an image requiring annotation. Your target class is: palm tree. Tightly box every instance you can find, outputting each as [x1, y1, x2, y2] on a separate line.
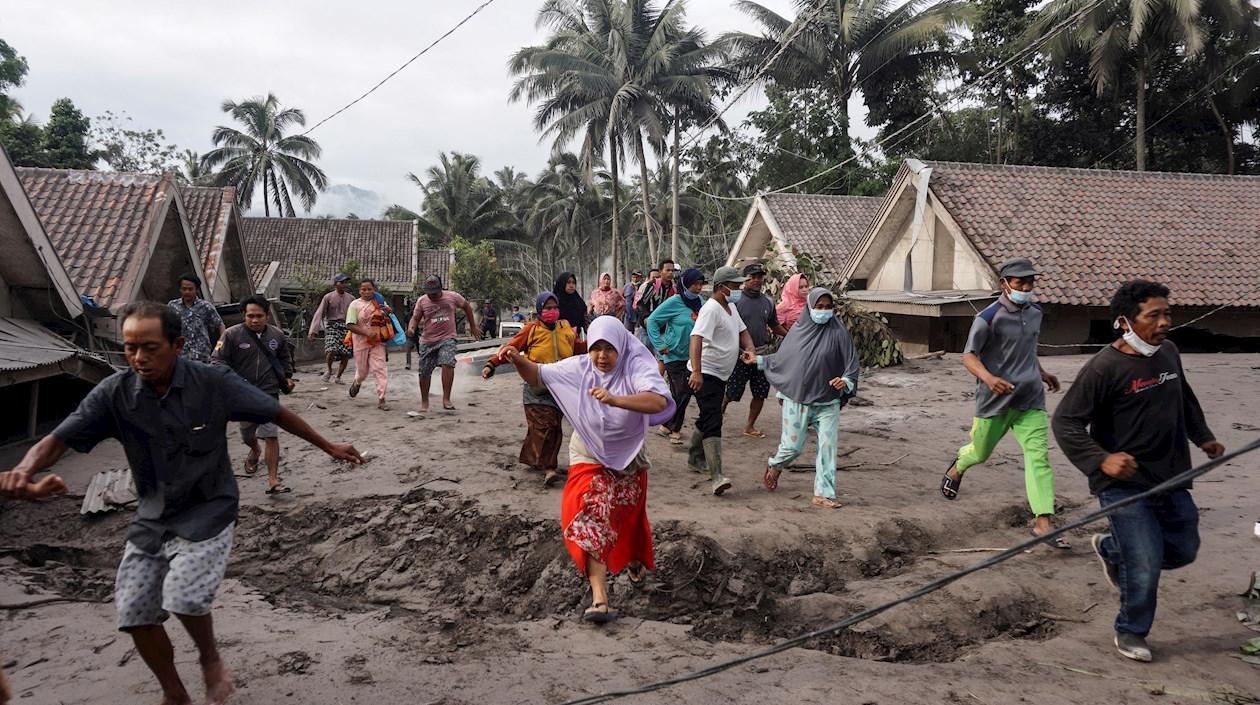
[511, 0, 706, 280]
[202, 93, 327, 216]
[409, 152, 513, 245]
[176, 149, 212, 185]
[1031, 0, 1247, 171]
[723, 0, 970, 151]
[526, 152, 606, 284]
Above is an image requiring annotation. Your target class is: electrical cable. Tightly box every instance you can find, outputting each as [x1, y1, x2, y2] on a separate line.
[555, 435, 1260, 705]
[301, 0, 499, 136]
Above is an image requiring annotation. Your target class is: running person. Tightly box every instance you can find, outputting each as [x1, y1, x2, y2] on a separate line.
[168, 273, 224, 364]
[307, 273, 354, 383]
[407, 275, 479, 411]
[1052, 280, 1223, 663]
[940, 257, 1066, 546]
[0, 302, 361, 705]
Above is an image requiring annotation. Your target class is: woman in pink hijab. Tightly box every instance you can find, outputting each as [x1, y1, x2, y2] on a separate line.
[502, 317, 673, 624]
[587, 271, 625, 319]
[776, 272, 811, 330]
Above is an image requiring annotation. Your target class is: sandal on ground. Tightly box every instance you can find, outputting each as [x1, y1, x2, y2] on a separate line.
[940, 463, 962, 500]
[763, 465, 782, 491]
[377, 401, 389, 411]
[743, 429, 766, 439]
[582, 603, 618, 624]
[655, 428, 672, 439]
[669, 433, 683, 445]
[543, 470, 561, 487]
[626, 563, 648, 589]
[244, 455, 259, 475]
[348, 382, 361, 398]
[812, 496, 843, 509]
[1032, 528, 1071, 550]
[442, 402, 456, 411]
[266, 484, 292, 495]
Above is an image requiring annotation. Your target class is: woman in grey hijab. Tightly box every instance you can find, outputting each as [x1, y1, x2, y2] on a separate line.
[743, 287, 859, 509]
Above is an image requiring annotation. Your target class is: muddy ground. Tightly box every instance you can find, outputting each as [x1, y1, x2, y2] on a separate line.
[2, 352, 1259, 705]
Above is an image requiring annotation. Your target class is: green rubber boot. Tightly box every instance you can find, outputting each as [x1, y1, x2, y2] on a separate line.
[687, 431, 707, 473]
[703, 437, 731, 496]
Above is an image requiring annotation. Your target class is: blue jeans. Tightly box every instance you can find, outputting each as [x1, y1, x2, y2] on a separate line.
[1097, 486, 1200, 637]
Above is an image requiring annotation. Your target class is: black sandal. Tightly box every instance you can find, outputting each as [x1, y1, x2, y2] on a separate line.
[626, 563, 647, 589]
[582, 602, 618, 624]
[1032, 528, 1071, 550]
[940, 463, 962, 500]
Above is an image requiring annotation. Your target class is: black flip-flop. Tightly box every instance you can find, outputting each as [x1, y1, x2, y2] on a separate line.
[1032, 528, 1071, 550]
[626, 563, 647, 589]
[244, 456, 259, 475]
[582, 603, 618, 624]
[941, 463, 961, 500]
[266, 484, 292, 495]
[442, 403, 456, 411]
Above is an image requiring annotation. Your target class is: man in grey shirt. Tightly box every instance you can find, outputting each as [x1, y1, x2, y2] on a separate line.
[939, 257, 1065, 545]
[1, 302, 362, 705]
[724, 263, 788, 437]
[213, 294, 296, 494]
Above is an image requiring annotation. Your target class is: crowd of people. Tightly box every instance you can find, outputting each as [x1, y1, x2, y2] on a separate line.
[0, 256, 1232, 703]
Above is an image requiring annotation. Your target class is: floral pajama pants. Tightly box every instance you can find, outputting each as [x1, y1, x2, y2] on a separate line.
[767, 396, 843, 500]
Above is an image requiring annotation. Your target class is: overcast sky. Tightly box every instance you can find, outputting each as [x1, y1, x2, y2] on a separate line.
[5, 0, 871, 216]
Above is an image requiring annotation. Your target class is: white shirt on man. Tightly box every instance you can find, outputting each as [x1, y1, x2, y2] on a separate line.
[688, 297, 747, 380]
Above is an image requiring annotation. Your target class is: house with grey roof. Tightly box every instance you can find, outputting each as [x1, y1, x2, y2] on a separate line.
[725, 193, 884, 282]
[16, 168, 208, 344]
[0, 147, 116, 442]
[841, 159, 1260, 353]
[241, 216, 450, 314]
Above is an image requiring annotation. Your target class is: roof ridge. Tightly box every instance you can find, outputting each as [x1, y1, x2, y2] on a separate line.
[242, 215, 411, 225]
[764, 192, 884, 200]
[922, 160, 1260, 182]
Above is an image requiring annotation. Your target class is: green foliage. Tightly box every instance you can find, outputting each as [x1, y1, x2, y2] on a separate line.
[761, 242, 903, 369]
[408, 152, 511, 247]
[39, 98, 95, 169]
[0, 38, 29, 121]
[448, 236, 522, 307]
[93, 110, 181, 173]
[202, 93, 327, 217]
[0, 119, 43, 165]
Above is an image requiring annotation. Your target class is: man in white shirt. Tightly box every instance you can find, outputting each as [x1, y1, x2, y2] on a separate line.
[687, 266, 756, 496]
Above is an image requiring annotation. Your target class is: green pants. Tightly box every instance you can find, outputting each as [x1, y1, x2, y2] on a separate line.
[955, 408, 1055, 516]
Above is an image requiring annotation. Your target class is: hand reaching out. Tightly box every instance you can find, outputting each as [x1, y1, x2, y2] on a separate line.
[327, 442, 365, 465]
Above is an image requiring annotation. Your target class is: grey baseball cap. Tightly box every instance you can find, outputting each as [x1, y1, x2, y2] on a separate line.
[998, 257, 1039, 279]
[333, 273, 350, 283]
[711, 265, 747, 286]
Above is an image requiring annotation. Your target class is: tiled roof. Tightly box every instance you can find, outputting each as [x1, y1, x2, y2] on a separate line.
[181, 185, 236, 293]
[923, 161, 1260, 307]
[762, 193, 884, 275]
[250, 262, 276, 289]
[17, 168, 171, 308]
[417, 248, 452, 286]
[242, 217, 418, 287]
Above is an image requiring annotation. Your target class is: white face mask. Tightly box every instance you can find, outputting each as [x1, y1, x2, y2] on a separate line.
[1115, 316, 1161, 357]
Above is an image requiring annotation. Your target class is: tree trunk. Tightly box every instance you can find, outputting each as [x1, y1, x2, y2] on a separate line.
[1207, 95, 1235, 175]
[636, 133, 657, 267]
[1135, 55, 1147, 172]
[671, 115, 680, 262]
[262, 170, 271, 217]
[610, 144, 620, 284]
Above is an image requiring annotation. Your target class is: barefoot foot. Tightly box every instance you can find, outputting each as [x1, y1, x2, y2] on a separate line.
[202, 658, 235, 705]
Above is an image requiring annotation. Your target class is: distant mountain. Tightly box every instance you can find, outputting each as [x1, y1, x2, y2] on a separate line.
[244, 183, 389, 218]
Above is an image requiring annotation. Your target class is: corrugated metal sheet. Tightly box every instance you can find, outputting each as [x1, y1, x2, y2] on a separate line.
[80, 467, 137, 515]
[0, 317, 80, 371]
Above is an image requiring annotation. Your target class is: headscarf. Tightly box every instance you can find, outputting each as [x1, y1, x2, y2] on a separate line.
[589, 271, 625, 316]
[553, 271, 586, 332]
[678, 268, 704, 312]
[539, 317, 675, 470]
[535, 290, 558, 329]
[762, 287, 860, 406]
[776, 273, 809, 329]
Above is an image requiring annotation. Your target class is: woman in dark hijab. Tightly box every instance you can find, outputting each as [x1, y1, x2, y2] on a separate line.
[553, 271, 588, 336]
[747, 287, 859, 509]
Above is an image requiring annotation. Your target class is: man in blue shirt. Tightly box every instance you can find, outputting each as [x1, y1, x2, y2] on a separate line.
[622, 270, 643, 332]
[168, 273, 224, 363]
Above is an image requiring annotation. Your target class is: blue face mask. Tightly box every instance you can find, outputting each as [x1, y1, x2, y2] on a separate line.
[1008, 289, 1034, 305]
[728, 290, 742, 304]
[682, 289, 699, 301]
[809, 308, 834, 324]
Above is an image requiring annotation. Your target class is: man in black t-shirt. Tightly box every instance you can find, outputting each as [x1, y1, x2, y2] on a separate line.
[1052, 280, 1224, 664]
[724, 263, 787, 437]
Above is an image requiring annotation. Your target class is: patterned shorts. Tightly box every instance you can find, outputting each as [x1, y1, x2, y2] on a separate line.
[725, 360, 771, 401]
[113, 522, 235, 630]
[416, 337, 458, 379]
[325, 320, 352, 359]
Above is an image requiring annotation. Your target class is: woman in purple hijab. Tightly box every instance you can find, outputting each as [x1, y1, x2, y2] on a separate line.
[501, 316, 673, 624]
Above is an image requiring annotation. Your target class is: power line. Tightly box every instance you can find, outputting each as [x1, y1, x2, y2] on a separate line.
[301, 0, 499, 136]
[555, 434, 1260, 705]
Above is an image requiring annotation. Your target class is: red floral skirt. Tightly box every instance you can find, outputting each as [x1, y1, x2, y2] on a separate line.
[561, 463, 654, 575]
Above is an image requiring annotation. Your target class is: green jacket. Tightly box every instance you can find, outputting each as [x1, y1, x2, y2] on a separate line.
[646, 294, 701, 364]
